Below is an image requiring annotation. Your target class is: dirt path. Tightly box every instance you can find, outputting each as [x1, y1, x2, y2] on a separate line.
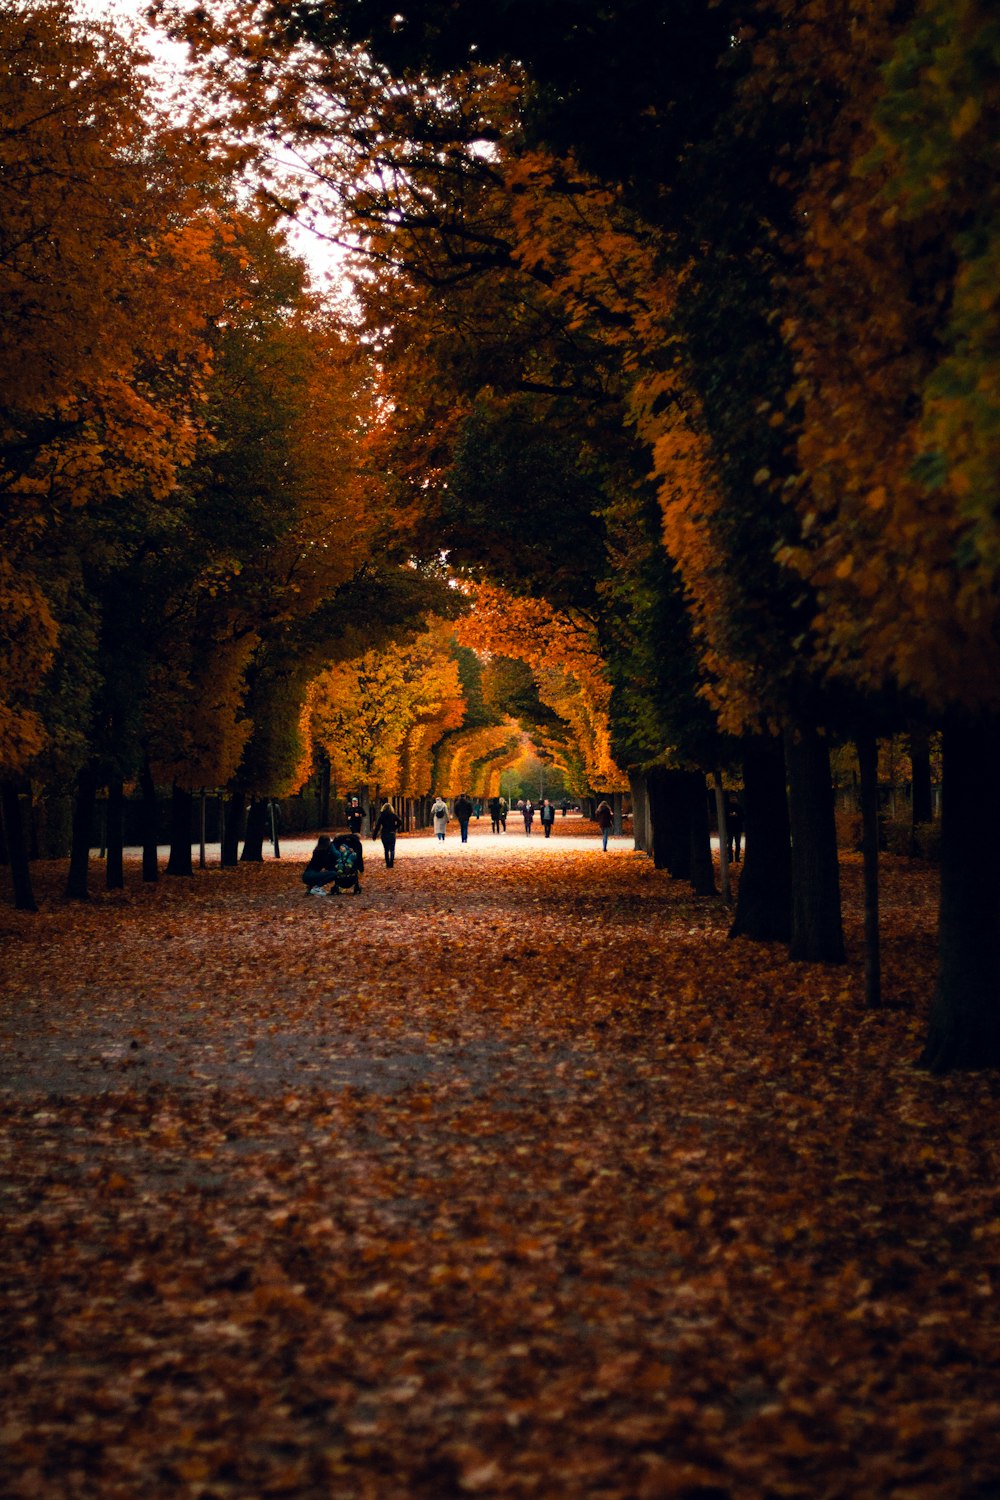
[1, 828, 998, 1498]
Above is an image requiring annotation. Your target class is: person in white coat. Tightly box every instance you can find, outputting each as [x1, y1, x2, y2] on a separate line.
[431, 796, 449, 841]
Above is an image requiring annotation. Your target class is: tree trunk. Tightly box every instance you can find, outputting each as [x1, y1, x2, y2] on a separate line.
[165, 783, 194, 876]
[910, 722, 934, 848]
[611, 791, 623, 837]
[221, 791, 244, 867]
[857, 731, 881, 1010]
[785, 726, 845, 964]
[240, 796, 267, 861]
[687, 772, 715, 897]
[920, 715, 1000, 1072]
[1, 781, 37, 912]
[139, 757, 159, 883]
[66, 764, 98, 900]
[629, 773, 652, 854]
[270, 800, 281, 859]
[106, 775, 125, 891]
[647, 767, 691, 877]
[729, 736, 793, 943]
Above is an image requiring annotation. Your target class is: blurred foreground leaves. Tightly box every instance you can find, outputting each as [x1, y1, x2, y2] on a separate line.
[1, 836, 998, 1498]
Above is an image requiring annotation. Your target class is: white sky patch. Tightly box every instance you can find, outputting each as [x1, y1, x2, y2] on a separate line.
[70, 0, 356, 297]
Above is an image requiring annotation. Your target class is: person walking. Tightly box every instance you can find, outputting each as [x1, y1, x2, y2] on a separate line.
[345, 797, 364, 836]
[540, 798, 556, 838]
[431, 795, 449, 841]
[454, 791, 473, 844]
[725, 792, 744, 865]
[371, 800, 402, 867]
[522, 799, 535, 835]
[488, 795, 502, 834]
[499, 796, 508, 832]
[595, 799, 613, 851]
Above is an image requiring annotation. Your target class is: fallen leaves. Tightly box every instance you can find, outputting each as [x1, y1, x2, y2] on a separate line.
[0, 835, 998, 1497]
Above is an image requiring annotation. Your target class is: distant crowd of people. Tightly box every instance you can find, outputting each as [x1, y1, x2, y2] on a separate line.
[299, 790, 745, 894]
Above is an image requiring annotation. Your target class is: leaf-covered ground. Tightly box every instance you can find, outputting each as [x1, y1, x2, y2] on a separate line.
[2, 820, 998, 1499]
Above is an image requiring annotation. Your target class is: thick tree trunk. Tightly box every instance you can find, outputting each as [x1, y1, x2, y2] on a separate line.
[106, 775, 125, 891]
[920, 715, 1000, 1073]
[687, 772, 716, 897]
[139, 757, 159, 883]
[647, 768, 691, 877]
[240, 796, 267, 862]
[166, 783, 194, 876]
[66, 764, 98, 900]
[611, 791, 623, 837]
[221, 791, 244, 867]
[729, 736, 792, 943]
[785, 726, 845, 964]
[857, 732, 881, 1009]
[629, 773, 652, 854]
[1, 781, 37, 912]
[910, 723, 934, 844]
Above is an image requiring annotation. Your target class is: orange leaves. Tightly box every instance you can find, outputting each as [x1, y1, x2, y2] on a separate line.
[3, 835, 996, 1498]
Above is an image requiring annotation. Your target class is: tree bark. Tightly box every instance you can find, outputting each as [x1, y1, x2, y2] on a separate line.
[729, 736, 792, 943]
[647, 767, 691, 877]
[240, 796, 268, 862]
[687, 772, 716, 897]
[1, 781, 37, 912]
[106, 775, 125, 891]
[920, 714, 1000, 1072]
[629, 773, 652, 854]
[66, 764, 98, 900]
[221, 791, 244, 867]
[785, 726, 845, 964]
[165, 783, 194, 876]
[857, 731, 881, 1009]
[139, 757, 159, 883]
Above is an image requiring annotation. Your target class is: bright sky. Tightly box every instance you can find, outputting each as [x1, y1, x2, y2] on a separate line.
[73, 0, 351, 296]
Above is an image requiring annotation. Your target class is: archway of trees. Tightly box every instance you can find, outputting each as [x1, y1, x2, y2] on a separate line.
[1, 0, 997, 1069]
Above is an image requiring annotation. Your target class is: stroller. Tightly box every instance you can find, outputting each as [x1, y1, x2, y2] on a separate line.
[329, 833, 363, 895]
[302, 833, 364, 896]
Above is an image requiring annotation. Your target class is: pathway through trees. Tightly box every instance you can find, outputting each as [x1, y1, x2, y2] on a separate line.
[1, 824, 998, 1497]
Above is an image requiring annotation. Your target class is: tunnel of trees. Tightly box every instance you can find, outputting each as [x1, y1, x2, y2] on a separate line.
[1, 0, 997, 1070]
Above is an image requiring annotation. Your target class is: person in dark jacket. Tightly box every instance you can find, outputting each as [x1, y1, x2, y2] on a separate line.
[540, 799, 556, 837]
[488, 795, 502, 833]
[371, 801, 402, 867]
[594, 799, 613, 852]
[345, 798, 365, 835]
[454, 792, 474, 843]
[301, 835, 339, 894]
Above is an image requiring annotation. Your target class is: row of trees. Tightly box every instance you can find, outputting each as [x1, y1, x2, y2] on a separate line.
[0, 3, 463, 903]
[0, 1, 614, 904]
[154, 0, 999, 1069]
[3, 0, 997, 1069]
